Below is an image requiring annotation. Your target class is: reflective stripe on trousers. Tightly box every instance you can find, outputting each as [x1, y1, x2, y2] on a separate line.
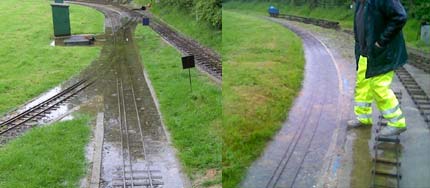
[353, 56, 406, 128]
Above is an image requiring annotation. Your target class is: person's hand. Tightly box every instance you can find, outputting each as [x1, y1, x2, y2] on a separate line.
[375, 41, 382, 48]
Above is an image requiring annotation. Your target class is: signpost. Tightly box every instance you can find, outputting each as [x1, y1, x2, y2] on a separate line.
[142, 18, 150, 26]
[182, 55, 195, 92]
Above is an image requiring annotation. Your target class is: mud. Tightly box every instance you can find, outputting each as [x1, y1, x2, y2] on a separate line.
[264, 18, 430, 187]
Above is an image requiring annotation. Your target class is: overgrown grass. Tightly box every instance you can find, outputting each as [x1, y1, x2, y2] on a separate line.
[222, 10, 305, 188]
[0, 1, 104, 115]
[224, 1, 429, 52]
[0, 116, 91, 188]
[133, 0, 221, 53]
[134, 26, 222, 187]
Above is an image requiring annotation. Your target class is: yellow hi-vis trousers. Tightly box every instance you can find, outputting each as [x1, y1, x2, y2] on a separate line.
[354, 56, 406, 128]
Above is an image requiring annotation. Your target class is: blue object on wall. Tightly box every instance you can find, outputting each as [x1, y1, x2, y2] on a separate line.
[142, 18, 150, 26]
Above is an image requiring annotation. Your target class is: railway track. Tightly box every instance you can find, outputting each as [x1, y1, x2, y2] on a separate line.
[137, 12, 222, 81]
[0, 79, 95, 136]
[371, 91, 403, 188]
[408, 53, 430, 74]
[395, 67, 430, 126]
[112, 60, 163, 188]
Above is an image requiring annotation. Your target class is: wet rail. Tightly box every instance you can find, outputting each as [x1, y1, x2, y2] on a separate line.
[136, 11, 222, 81]
[264, 90, 320, 188]
[370, 92, 403, 188]
[395, 67, 430, 126]
[408, 53, 430, 74]
[0, 79, 94, 136]
[112, 62, 163, 188]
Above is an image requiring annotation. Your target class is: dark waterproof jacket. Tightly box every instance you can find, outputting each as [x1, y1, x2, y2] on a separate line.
[354, 0, 408, 78]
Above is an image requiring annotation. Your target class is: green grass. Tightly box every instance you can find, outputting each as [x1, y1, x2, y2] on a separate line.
[134, 26, 222, 187]
[0, 116, 91, 188]
[133, 0, 221, 53]
[222, 10, 305, 188]
[224, 1, 430, 53]
[0, 1, 104, 115]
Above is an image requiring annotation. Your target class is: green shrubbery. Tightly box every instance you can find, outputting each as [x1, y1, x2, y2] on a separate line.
[135, 0, 221, 28]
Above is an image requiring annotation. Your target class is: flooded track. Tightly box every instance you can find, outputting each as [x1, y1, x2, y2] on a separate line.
[243, 17, 430, 188]
[0, 79, 94, 144]
[68, 1, 189, 187]
[242, 18, 352, 188]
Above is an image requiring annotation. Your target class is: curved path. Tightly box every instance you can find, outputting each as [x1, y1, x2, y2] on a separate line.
[243, 16, 430, 188]
[242, 17, 355, 188]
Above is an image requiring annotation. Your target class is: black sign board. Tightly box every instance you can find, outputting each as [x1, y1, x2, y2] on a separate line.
[142, 18, 150, 26]
[181, 55, 195, 69]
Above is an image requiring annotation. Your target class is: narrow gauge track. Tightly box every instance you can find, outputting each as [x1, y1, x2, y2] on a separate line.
[371, 92, 403, 188]
[242, 18, 342, 188]
[274, 15, 430, 126]
[0, 79, 95, 136]
[396, 67, 430, 126]
[136, 12, 222, 81]
[112, 62, 163, 188]
[408, 53, 430, 74]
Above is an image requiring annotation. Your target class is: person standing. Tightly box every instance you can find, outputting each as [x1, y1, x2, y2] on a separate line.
[347, 0, 408, 136]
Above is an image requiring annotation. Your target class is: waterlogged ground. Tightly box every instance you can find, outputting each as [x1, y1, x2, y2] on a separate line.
[276, 19, 430, 187]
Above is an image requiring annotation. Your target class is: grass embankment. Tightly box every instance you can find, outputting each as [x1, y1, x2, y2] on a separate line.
[133, 0, 221, 53]
[0, 116, 91, 188]
[0, 1, 104, 115]
[224, 1, 429, 53]
[222, 10, 305, 188]
[134, 27, 222, 187]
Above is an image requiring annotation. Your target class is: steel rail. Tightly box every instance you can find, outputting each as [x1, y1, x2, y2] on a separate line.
[0, 79, 87, 127]
[0, 80, 94, 135]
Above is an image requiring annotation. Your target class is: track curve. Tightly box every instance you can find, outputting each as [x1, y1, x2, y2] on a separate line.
[241, 18, 354, 188]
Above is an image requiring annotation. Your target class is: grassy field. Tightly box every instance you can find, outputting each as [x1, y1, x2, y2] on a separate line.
[222, 10, 305, 188]
[133, 0, 221, 53]
[0, 1, 104, 115]
[134, 26, 222, 187]
[0, 116, 91, 188]
[224, 1, 429, 53]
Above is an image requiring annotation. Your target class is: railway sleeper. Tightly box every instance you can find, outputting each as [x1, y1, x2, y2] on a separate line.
[375, 136, 400, 143]
[372, 169, 402, 179]
[112, 179, 164, 186]
[113, 175, 163, 181]
[373, 158, 401, 166]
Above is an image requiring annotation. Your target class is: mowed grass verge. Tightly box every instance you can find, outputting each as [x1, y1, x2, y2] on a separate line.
[222, 10, 305, 188]
[0, 1, 104, 115]
[0, 116, 91, 188]
[224, 1, 429, 53]
[134, 26, 222, 187]
[133, 0, 221, 53]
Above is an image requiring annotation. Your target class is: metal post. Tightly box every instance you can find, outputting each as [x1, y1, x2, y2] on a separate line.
[188, 69, 192, 92]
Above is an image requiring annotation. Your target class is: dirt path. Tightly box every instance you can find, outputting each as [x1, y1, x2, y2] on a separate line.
[242, 17, 430, 188]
